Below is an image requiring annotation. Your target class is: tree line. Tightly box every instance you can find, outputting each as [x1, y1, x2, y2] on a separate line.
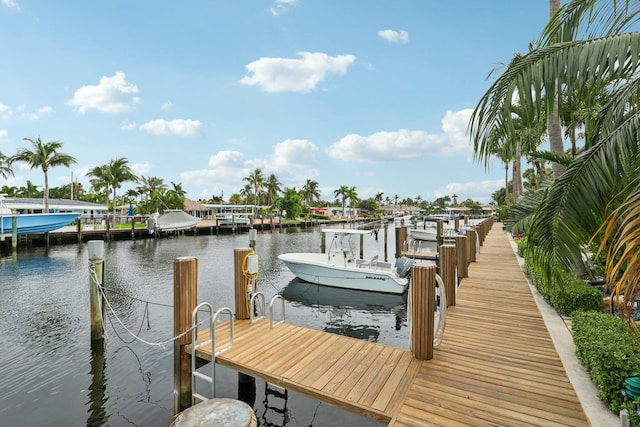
[0, 137, 487, 220]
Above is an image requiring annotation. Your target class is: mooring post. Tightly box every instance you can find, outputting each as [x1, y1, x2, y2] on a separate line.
[88, 240, 104, 341]
[468, 228, 477, 262]
[410, 264, 436, 360]
[384, 221, 388, 262]
[440, 244, 456, 307]
[454, 216, 460, 232]
[233, 248, 256, 388]
[234, 248, 253, 320]
[11, 216, 17, 251]
[173, 256, 198, 414]
[436, 220, 443, 248]
[455, 234, 468, 279]
[77, 219, 82, 244]
[395, 226, 407, 259]
[360, 234, 364, 259]
[130, 217, 135, 240]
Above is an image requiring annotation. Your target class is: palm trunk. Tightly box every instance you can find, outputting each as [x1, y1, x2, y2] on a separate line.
[548, 0, 566, 179]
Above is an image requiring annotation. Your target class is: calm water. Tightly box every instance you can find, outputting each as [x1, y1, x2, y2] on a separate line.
[0, 225, 410, 427]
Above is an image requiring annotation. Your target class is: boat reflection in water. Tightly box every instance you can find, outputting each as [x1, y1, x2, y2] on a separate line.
[279, 278, 406, 342]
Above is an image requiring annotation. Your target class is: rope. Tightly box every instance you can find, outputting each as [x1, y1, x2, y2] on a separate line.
[99, 284, 206, 348]
[89, 262, 209, 348]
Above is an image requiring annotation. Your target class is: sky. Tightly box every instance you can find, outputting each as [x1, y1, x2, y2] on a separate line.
[0, 0, 554, 205]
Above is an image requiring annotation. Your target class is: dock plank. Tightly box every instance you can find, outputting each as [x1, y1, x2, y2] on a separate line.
[185, 224, 589, 426]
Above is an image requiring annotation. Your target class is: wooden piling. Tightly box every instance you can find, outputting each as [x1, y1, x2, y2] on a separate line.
[88, 240, 104, 341]
[436, 220, 443, 247]
[395, 226, 407, 259]
[454, 216, 459, 232]
[468, 228, 477, 263]
[384, 222, 388, 261]
[410, 265, 436, 360]
[455, 234, 468, 279]
[234, 249, 253, 320]
[173, 256, 198, 414]
[12, 216, 17, 250]
[439, 244, 456, 307]
[360, 234, 364, 259]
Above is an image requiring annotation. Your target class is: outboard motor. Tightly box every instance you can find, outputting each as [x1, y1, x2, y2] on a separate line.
[395, 256, 415, 279]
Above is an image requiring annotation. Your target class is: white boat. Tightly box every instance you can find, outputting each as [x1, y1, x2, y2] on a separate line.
[409, 227, 438, 242]
[215, 213, 250, 225]
[147, 209, 201, 234]
[0, 194, 81, 237]
[278, 228, 415, 294]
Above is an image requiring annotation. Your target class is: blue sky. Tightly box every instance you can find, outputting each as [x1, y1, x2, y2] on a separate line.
[0, 0, 553, 205]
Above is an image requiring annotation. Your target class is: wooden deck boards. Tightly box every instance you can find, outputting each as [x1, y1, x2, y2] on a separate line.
[389, 227, 588, 427]
[186, 225, 590, 427]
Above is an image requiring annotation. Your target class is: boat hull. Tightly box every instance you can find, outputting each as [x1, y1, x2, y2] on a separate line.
[0, 213, 81, 235]
[278, 253, 408, 294]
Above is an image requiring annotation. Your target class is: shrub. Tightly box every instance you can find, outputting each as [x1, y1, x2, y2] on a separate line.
[572, 311, 640, 423]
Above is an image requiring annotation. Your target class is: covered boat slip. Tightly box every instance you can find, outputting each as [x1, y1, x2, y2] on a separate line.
[186, 226, 589, 426]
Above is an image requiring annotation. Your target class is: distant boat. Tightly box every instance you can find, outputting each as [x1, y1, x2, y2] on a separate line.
[278, 228, 416, 294]
[0, 195, 81, 236]
[147, 209, 201, 234]
[215, 213, 250, 225]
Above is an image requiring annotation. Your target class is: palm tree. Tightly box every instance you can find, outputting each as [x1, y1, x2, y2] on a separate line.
[300, 179, 320, 209]
[345, 186, 358, 219]
[87, 158, 138, 221]
[470, 0, 640, 320]
[243, 168, 264, 216]
[333, 185, 350, 217]
[136, 176, 166, 199]
[265, 173, 282, 207]
[10, 136, 76, 211]
[0, 150, 13, 180]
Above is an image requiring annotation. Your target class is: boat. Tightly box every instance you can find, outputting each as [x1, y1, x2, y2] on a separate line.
[147, 209, 201, 234]
[277, 228, 416, 294]
[215, 213, 250, 225]
[0, 195, 81, 237]
[409, 227, 437, 242]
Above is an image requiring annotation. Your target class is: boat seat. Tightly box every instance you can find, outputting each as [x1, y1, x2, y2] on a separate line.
[359, 255, 378, 269]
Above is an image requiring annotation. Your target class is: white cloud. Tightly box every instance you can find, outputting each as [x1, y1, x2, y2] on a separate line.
[67, 72, 140, 114]
[26, 106, 54, 120]
[270, 0, 298, 16]
[326, 109, 473, 162]
[239, 52, 356, 93]
[182, 140, 319, 194]
[139, 119, 204, 137]
[0, 104, 14, 119]
[120, 119, 137, 131]
[207, 150, 245, 168]
[161, 100, 172, 111]
[0, 129, 8, 141]
[2, 0, 19, 10]
[131, 162, 151, 175]
[378, 29, 409, 44]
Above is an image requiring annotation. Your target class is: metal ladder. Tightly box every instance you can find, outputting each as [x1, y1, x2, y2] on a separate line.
[190, 302, 234, 404]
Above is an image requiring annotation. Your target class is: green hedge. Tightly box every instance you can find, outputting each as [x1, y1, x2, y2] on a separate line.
[524, 259, 603, 316]
[572, 311, 640, 423]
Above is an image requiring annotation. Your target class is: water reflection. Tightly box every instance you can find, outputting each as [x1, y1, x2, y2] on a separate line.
[88, 338, 108, 427]
[280, 279, 407, 341]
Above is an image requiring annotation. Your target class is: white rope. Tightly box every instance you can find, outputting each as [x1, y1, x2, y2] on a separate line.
[89, 262, 210, 349]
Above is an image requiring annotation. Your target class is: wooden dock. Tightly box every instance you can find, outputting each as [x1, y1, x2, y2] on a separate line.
[186, 225, 589, 426]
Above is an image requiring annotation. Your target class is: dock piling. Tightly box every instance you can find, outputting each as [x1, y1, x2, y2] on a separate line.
[410, 264, 436, 360]
[173, 256, 198, 414]
[88, 240, 105, 341]
[439, 244, 456, 306]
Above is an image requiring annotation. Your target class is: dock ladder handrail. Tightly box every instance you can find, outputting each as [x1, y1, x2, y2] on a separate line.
[250, 292, 266, 323]
[269, 295, 285, 328]
[190, 303, 234, 404]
